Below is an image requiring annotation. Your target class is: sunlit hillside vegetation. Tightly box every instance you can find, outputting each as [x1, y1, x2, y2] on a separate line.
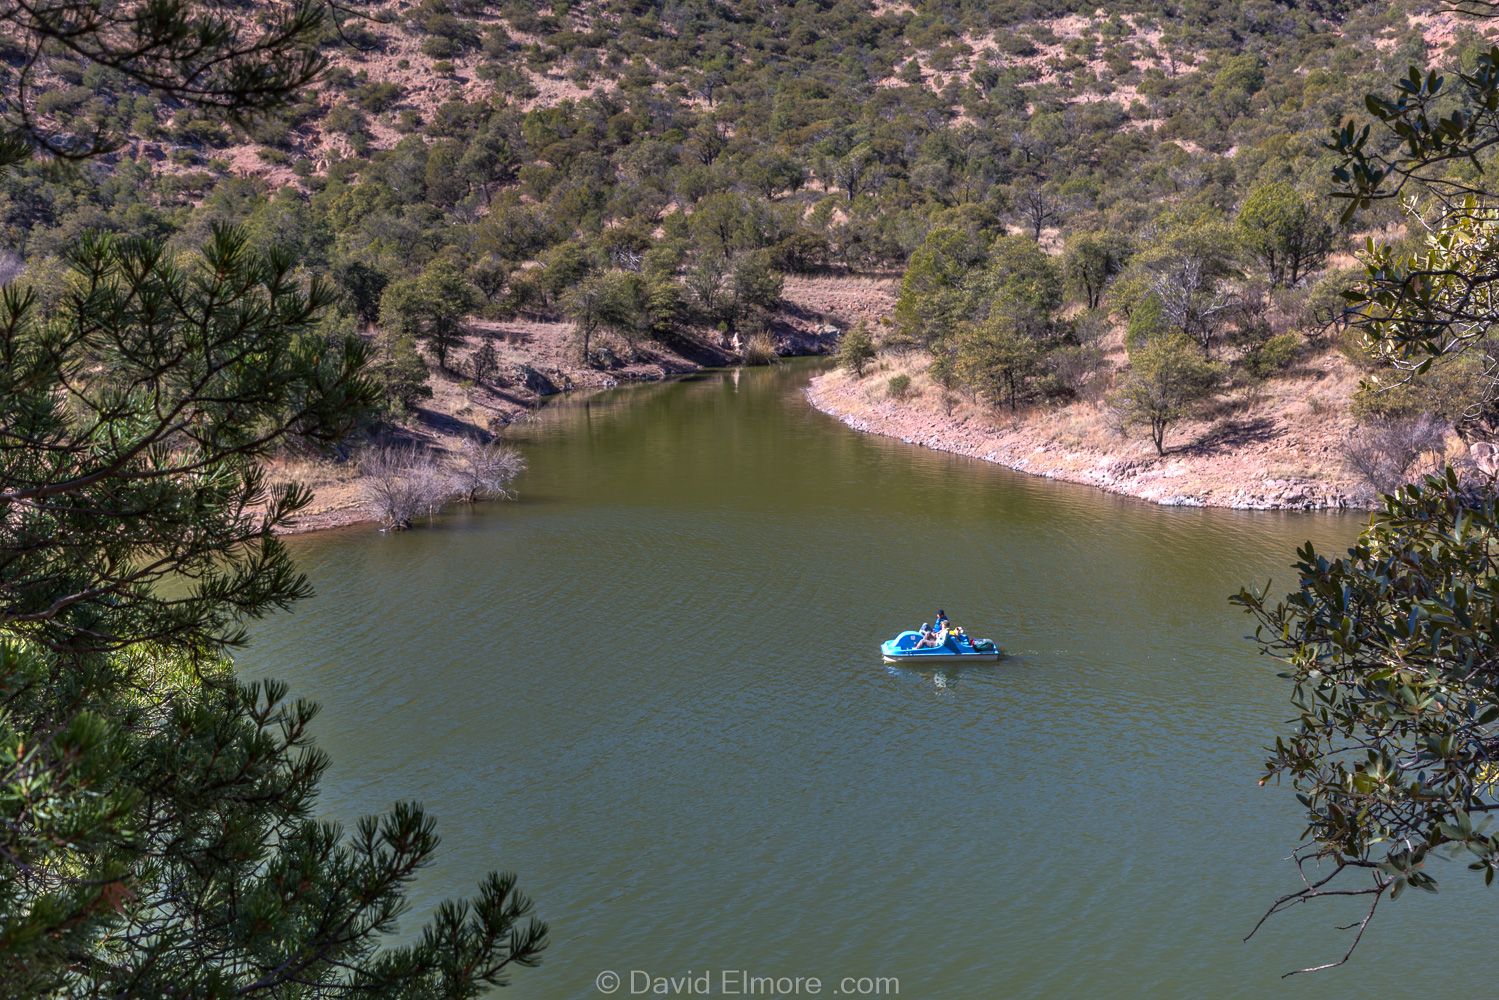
[0, 0, 1487, 454]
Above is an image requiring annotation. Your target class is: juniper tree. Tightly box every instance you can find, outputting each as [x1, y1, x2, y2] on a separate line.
[837, 321, 876, 378]
[380, 259, 478, 372]
[1235, 182, 1334, 288]
[954, 316, 1041, 412]
[470, 337, 500, 384]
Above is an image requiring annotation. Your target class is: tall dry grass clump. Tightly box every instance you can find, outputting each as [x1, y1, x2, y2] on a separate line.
[742, 332, 778, 365]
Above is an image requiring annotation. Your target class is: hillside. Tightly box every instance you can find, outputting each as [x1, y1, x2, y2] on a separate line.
[3, 0, 1494, 527]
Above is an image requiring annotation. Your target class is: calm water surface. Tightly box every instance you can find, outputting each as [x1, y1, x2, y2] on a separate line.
[240, 363, 1488, 998]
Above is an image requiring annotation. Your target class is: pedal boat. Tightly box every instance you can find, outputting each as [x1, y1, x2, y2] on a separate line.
[881, 630, 1000, 664]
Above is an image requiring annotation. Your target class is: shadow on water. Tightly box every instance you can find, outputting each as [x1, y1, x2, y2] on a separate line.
[236, 362, 1490, 1000]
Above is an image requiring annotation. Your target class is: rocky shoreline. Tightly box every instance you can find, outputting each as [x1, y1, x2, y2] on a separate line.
[805, 359, 1375, 513]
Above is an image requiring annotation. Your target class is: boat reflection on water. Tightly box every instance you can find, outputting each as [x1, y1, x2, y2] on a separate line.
[883, 653, 1008, 693]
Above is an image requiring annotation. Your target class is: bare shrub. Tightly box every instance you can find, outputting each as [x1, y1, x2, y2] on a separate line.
[1473, 441, 1499, 476]
[0, 250, 25, 286]
[359, 445, 455, 530]
[451, 437, 526, 503]
[1048, 343, 1109, 399]
[1343, 414, 1449, 494]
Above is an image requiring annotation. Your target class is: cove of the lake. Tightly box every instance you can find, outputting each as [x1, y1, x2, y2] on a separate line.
[239, 361, 1489, 998]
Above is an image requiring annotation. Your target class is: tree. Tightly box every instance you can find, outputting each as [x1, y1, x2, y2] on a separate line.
[1107, 333, 1222, 454]
[1063, 230, 1133, 310]
[381, 259, 478, 371]
[369, 329, 434, 414]
[340, 258, 391, 326]
[1207, 53, 1265, 121]
[459, 131, 520, 205]
[470, 337, 500, 384]
[1117, 218, 1241, 356]
[359, 443, 455, 530]
[1342, 413, 1448, 493]
[539, 241, 593, 305]
[591, 271, 651, 348]
[822, 144, 884, 203]
[688, 193, 747, 260]
[1009, 179, 1067, 241]
[730, 250, 784, 320]
[1237, 27, 1499, 970]
[685, 118, 730, 165]
[451, 437, 526, 503]
[955, 316, 1042, 411]
[684, 253, 731, 323]
[1150, 255, 1237, 356]
[2, 227, 371, 652]
[0, 227, 548, 995]
[744, 150, 806, 199]
[837, 321, 877, 377]
[563, 273, 609, 362]
[893, 227, 990, 346]
[1236, 182, 1335, 287]
[470, 254, 510, 303]
[978, 234, 1064, 338]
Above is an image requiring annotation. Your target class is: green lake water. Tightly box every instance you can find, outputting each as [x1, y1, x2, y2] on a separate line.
[238, 361, 1489, 998]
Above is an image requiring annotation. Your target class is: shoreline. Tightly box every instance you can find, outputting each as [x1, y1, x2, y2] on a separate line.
[275, 274, 903, 536]
[803, 361, 1374, 513]
[275, 361, 732, 536]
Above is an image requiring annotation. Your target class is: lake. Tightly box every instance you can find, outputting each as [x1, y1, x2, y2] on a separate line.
[240, 362, 1487, 998]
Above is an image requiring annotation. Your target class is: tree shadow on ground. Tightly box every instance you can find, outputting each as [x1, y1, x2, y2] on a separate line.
[655, 335, 736, 368]
[412, 405, 487, 440]
[1179, 415, 1280, 457]
[630, 344, 713, 374]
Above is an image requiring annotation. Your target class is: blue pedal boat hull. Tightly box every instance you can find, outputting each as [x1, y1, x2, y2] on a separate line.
[881, 630, 1000, 664]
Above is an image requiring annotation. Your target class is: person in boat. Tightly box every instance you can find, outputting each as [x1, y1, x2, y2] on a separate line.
[914, 622, 939, 648]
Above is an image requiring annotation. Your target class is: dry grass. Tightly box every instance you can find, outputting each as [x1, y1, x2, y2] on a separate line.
[263, 457, 359, 490]
[742, 332, 778, 365]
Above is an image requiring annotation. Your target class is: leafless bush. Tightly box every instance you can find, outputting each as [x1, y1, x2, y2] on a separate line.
[1473, 441, 1499, 476]
[451, 437, 526, 503]
[359, 445, 456, 530]
[1343, 414, 1449, 494]
[1048, 343, 1109, 399]
[0, 250, 25, 286]
[1270, 287, 1308, 337]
